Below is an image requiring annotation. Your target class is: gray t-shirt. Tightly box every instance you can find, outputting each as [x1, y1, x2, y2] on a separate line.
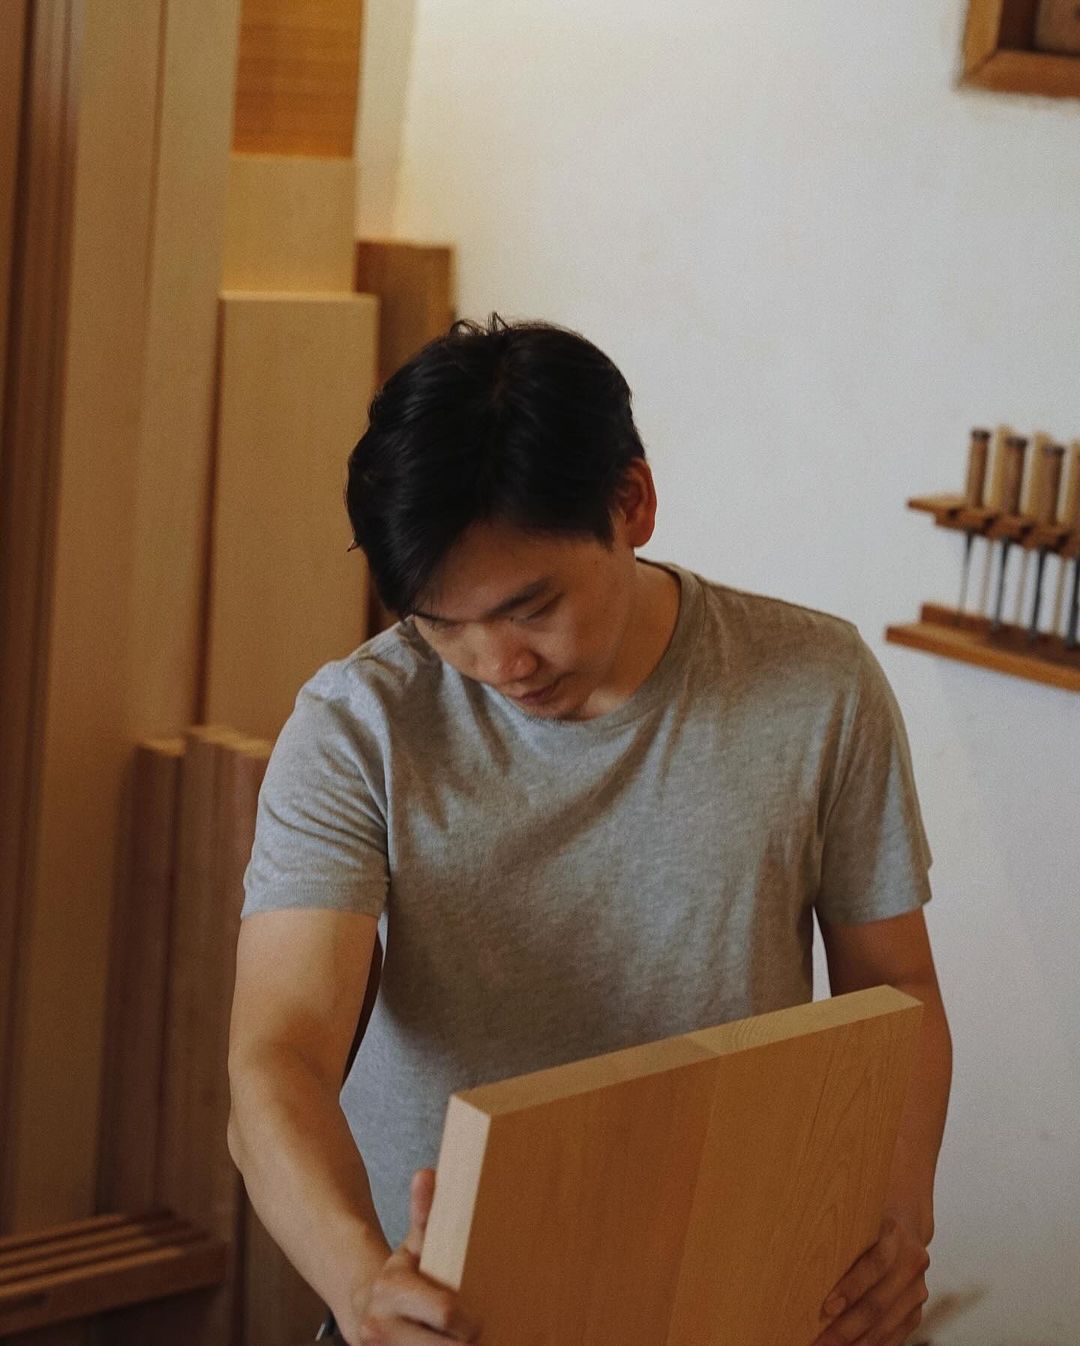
[241, 563, 932, 1246]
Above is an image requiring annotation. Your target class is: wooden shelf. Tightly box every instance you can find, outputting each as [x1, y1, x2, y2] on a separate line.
[963, 0, 1080, 99]
[0, 1209, 228, 1335]
[886, 604, 1080, 692]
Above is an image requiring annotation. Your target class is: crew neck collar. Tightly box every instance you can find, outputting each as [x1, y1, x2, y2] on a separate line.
[482, 560, 703, 734]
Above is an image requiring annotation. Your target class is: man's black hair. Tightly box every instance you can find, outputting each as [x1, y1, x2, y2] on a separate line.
[344, 313, 646, 616]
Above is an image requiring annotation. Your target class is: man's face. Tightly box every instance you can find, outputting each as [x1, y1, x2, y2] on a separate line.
[410, 517, 640, 721]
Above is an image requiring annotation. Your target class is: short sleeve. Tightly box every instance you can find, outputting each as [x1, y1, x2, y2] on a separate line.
[241, 686, 389, 919]
[815, 638, 933, 925]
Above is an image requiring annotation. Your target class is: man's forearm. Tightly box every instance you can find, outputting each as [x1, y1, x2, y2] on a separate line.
[228, 1045, 392, 1323]
[883, 976, 953, 1243]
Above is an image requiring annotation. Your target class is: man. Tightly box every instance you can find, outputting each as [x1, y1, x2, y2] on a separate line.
[228, 315, 951, 1346]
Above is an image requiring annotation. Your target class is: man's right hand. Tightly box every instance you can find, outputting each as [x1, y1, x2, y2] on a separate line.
[342, 1169, 481, 1345]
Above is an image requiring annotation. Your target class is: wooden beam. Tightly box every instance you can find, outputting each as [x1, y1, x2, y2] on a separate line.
[203, 293, 377, 739]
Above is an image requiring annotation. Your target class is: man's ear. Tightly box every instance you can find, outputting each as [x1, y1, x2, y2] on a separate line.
[615, 460, 659, 547]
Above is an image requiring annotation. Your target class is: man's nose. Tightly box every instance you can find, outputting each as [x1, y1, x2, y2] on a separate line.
[472, 625, 539, 686]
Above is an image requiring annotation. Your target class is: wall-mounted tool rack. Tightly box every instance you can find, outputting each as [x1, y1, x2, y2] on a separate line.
[886, 430, 1080, 694]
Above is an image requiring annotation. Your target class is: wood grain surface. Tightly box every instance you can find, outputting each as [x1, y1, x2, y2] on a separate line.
[234, 0, 364, 157]
[421, 988, 922, 1346]
[96, 741, 184, 1215]
[355, 239, 455, 386]
[203, 293, 376, 739]
[224, 154, 357, 293]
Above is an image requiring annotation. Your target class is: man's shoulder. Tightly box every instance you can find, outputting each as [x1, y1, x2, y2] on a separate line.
[688, 570, 863, 666]
[293, 619, 442, 723]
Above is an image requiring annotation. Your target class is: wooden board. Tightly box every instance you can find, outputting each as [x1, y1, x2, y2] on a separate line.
[421, 987, 922, 1346]
[1, 0, 163, 1240]
[96, 741, 184, 1214]
[128, 730, 268, 1346]
[125, 0, 242, 741]
[203, 293, 377, 739]
[233, 0, 363, 157]
[223, 154, 356, 292]
[0, 1212, 227, 1336]
[886, 603, 1080, 692]
[355, 239, 455, 386]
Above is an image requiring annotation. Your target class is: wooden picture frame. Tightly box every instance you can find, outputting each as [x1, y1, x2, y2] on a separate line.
[964, 0, 1080, 97]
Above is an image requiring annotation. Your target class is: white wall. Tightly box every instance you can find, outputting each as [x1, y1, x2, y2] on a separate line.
[374, 4, 1080, 1342]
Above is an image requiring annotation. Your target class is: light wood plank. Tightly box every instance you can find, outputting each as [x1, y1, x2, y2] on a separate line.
[224, 154, 357, 293]
[234, 0, 364, 157]
[125, 0, 242, 742]
[203, 293, 377, 739]
[421, 988, 922, 1346]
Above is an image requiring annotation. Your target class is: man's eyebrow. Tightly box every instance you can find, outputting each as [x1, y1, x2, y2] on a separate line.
[413, 578, 553, 624]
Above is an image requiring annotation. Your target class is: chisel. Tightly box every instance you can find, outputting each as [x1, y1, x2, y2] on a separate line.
[956, 428, 990, 617]
[991, 434, 1028, 633]
[1061, 444, 1080, 650]
[1025, 442, 1066, 641]
[1011, 433, 1051, 626]
[978, 426, 1013, 618]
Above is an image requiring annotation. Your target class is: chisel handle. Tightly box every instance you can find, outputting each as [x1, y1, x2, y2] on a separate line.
[1035, 444, 1065, 525]
[1063, 443, 1080, 528]
[1001, 435, 1028, 515]
[964, 429, 990, 507]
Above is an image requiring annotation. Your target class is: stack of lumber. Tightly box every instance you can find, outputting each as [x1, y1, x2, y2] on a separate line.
[0, 2, 454, 1342]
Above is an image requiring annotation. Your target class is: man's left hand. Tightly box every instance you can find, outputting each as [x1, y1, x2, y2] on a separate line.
[811, 1211, 930, 1346]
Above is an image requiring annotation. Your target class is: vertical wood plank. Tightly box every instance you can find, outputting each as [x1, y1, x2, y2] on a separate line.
[203, 294, 377, 740]
[223, 154, 357, 293]
[234, 0, 364, 157]
[96, 740, 184, 1214]
[125, 0, 243, 743]
[0, 0, 73, 1237]
[0, 0, 29, 438]
[354, 240, 455, 386]
[353, 239, 455, 632]
[101, 735, 271, 1346]
[1, 0, 162, 1236]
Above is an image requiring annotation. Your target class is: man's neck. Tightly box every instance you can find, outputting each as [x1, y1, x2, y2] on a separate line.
[577, 559, 681, 719]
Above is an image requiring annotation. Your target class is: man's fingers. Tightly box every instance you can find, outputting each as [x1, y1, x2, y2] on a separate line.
[363, 1264, 481, 1343]
[822, 1220, 899, 1318]
[879, 1304, 926, 1346]
[356, 1310, 472, 1346]
[402, 1168, 437, 1259]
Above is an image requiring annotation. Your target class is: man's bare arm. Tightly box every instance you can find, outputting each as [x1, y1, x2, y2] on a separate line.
[227, 909, 391, 1326]
[811, 907, 952, 1346]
